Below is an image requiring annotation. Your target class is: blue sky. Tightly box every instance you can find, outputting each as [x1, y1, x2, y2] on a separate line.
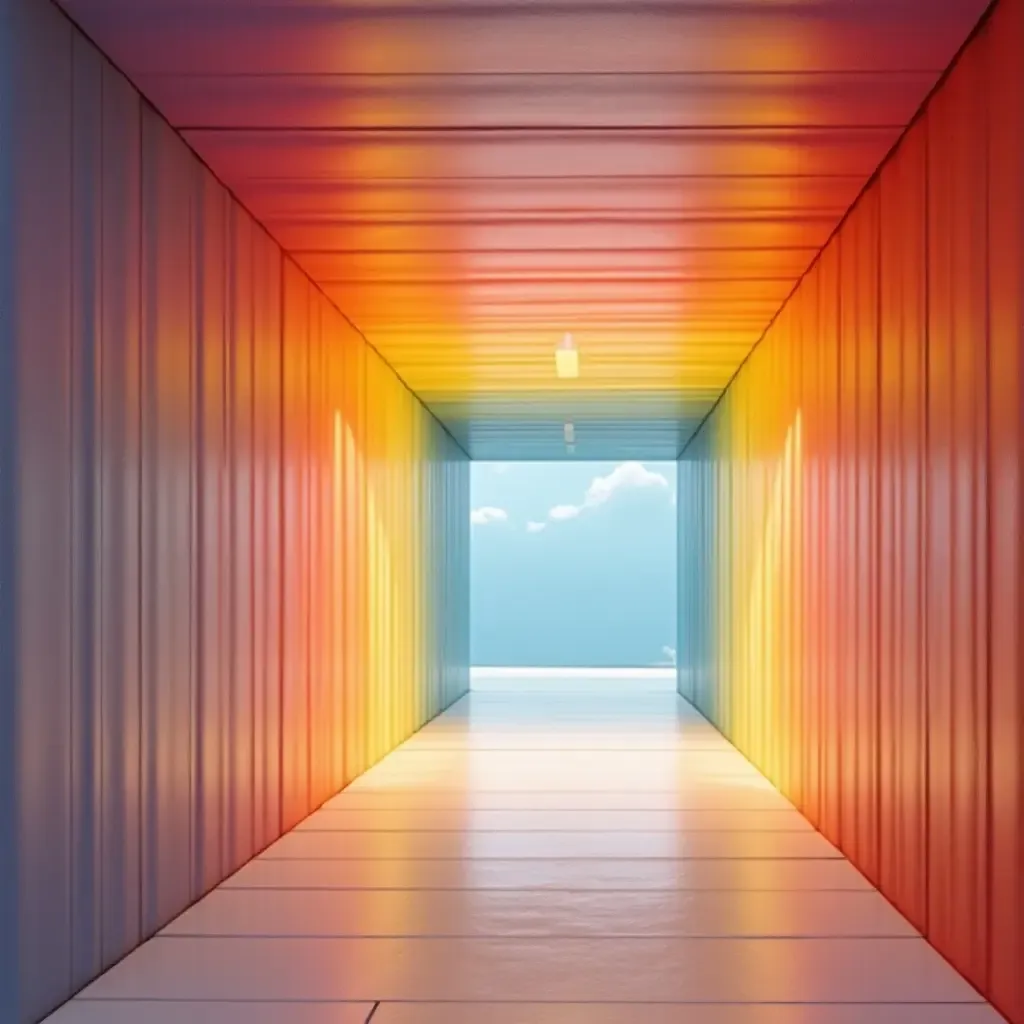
[470, 461, 678, 668]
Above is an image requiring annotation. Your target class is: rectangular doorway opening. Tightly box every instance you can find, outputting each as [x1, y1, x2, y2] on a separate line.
[470, 461, 677, 691]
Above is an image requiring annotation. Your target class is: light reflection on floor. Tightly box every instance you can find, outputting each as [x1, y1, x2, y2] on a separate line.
[48, 670, 1003, 1023]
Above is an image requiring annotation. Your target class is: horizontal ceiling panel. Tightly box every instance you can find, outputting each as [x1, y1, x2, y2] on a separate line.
[458, 434, 697, 461]
[362, 328, 765, 348]
[379, 349, 756, 369]
[182, 126, 903, 180]
[432, 398, 713, 461]
[293, 245, 823, 279]
[323, 279, 795, 305]
[268, 215, 838, 255]
[375, 345, 754, 373]
[135, 71, 934, 131]
[58, 0, 990, 458]
[61, 1, 983, 76]
[233, 174, 865, 218]
[347, 312, 776, 334]
[365, 346, 752, 399]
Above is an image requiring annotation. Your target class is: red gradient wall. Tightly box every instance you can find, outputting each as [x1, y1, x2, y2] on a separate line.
[677, 0, 1023, 1018]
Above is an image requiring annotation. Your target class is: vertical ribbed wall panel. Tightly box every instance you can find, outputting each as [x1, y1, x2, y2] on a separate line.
[0, 0, 470, 1020]
[677, 0, 1024, 1019]
[987, 0, 1024, 1016]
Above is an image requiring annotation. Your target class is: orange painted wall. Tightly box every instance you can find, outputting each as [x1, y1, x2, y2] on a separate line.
[677, 0, 1023, 1018]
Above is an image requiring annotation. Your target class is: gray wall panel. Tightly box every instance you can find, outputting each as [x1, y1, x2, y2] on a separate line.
[252, 227, 283, 852]
[280, 262, 309, 831]
[139, 107, 194, 937]
[228, 205, 256, 873]
[194, 171, 227, 898]
[308, 299, 328, 805]
[11, 0, 75, 1018]
[0, 1, 471, 1021]
[70, 31, 104, 994]
[0, 0, 20, 1010]
[97, 59, 143, 972]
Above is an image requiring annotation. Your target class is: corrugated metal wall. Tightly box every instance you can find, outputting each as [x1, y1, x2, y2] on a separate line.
[0, 1, 470, 1021]
[677, 0, 1023, 1019]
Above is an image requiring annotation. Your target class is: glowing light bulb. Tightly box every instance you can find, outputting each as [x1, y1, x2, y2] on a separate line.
[555, 333, 579, 379]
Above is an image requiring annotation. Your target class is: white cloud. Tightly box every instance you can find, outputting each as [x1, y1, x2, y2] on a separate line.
[546, 462, 670, 523]
[526, 521, 547, 533]
[651, 646, 677, 668]
[549, 504, 582, 521]
[585, 462, 669, 506]
[471, 506, 508, 526]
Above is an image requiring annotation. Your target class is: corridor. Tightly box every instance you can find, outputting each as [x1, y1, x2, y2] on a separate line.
[48, 676, 1000, 1023]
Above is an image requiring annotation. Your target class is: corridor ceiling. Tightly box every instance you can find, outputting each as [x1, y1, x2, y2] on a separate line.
[59, 0, 989, 459]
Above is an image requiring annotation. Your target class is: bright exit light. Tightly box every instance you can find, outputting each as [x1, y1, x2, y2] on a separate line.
[555, 332, 579, 379]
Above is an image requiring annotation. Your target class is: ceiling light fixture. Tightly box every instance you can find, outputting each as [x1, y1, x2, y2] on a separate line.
[555, 332, 579, 379]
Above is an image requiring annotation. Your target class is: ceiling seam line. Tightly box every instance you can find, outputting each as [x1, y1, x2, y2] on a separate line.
[137, 69, 949, 80]
[174, 124, 910, 133]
